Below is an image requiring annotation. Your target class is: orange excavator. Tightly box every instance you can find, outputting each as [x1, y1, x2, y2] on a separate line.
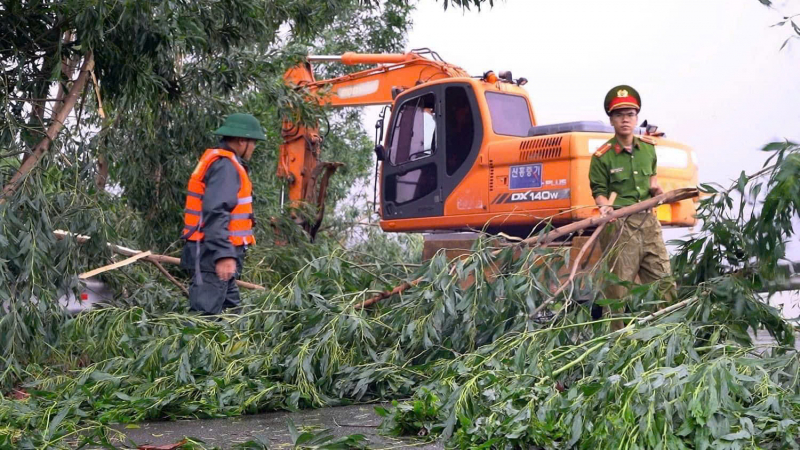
[279, 49, 698, 241]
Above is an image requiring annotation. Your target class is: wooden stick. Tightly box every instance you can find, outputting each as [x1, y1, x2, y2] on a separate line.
[637, 297, 695, 324]
[89, 68, 105, 119]
[519, 188, 698, 247]
[53, 230, 265, 290]
[79, 251, 152, 279]
[354, 280, 419, 310]
[530, 193, 617, 318]
[148, 259, 190, 297]
[355, 188, 698, 309]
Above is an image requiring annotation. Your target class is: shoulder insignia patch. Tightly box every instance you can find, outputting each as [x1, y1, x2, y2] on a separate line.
[594, 143, 611, 157]
[639, 135, 657, 145]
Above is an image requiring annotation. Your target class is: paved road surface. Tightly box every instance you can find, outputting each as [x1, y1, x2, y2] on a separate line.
[111, 403, 442, 449]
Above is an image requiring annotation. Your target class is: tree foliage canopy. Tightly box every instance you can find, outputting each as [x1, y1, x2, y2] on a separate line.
[0, 0, 415, 378]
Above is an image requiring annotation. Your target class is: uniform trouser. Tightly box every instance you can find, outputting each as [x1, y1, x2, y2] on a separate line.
[598, 212, 677, 322]
[188, 259, 242, 315]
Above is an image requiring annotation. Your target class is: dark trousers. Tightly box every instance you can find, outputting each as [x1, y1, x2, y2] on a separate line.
[188, 268, 241, 315]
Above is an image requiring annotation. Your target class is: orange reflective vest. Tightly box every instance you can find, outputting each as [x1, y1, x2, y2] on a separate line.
[181, 149, 255, 246]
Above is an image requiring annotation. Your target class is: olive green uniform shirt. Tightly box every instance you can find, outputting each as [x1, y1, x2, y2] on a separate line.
[589, 136, 658, 207]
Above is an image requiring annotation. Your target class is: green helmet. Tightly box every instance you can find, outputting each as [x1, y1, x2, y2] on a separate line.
[213, 113, 266, 141]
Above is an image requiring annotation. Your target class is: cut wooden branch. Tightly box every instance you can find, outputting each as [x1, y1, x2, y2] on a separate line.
[354, 279, 421, 310]
[89, 68, 105, 119]
[79, 251, 152, 279]
[148, 259, 190, 297]
[353, 260, 460, 310]
[355, 188, 699, 310]
[1, 51, 95, 202]
[53, 230, 265, 290]
[530, 193, 617, 318]
[519, 187, 698, 247]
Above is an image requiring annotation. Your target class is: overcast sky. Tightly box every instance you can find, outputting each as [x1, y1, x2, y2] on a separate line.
[398, 0, 800, 184]
[362, 0, 800, 234]
[356, 0, 800, 312]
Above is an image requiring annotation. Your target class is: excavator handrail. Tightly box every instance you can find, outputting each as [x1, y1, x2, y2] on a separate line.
[284, 50, 470, 103]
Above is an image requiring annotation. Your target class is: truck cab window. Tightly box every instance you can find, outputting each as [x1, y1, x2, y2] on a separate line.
[445, 87, 475, 176]
[389, 93, 437, 165]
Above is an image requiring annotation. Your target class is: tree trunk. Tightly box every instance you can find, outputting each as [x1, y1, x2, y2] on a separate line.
[1, 51, 95, 202]
[95, 154, 109, 191]
[24, 30, 78, 166]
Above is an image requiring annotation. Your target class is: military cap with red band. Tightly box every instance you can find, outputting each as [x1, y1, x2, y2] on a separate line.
[604, 84, 641, 115]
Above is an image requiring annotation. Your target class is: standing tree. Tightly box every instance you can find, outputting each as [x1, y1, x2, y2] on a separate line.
[0, 0, 413, 373]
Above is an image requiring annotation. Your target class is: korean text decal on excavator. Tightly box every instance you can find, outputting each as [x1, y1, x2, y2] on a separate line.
[280, 49, 698, 239]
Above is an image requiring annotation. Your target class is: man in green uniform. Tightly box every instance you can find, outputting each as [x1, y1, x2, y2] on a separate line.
[589, 85, 676, 327]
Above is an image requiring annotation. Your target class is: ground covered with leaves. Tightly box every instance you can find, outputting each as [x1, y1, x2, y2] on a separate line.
[0, 143, 798, 449]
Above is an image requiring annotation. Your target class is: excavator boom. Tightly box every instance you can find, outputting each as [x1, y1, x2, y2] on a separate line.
[284, 52, 469, 106]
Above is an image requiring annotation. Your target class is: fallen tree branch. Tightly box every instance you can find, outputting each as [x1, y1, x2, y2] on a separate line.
[519, 188, 698, 247]
[354, 280, 420, 310]
[530, 193, 617, 318]
[637, 297, 696, 324]
[1, 51, 95, 202]
[53, 230, 265, 290]
[355, 188, 699, 310]
[148, 259, 190, 297]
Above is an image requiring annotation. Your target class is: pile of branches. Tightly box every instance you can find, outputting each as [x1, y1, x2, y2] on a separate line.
[0, 142, 798, 449]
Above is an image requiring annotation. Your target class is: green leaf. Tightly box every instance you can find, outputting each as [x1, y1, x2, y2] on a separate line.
[569, 413, 583, 447]
[737, 171, 749, 194]
[699, 183, 718, 194]
[721, 429, 750, 440]
[579, 382, 603, 396]
[46, 406, 72, 440]
[287, 419, 300, 443]
[628, 327, 665, 341]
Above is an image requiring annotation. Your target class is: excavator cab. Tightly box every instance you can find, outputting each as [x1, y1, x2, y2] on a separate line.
[382, 82, 488, 220]
[379, 76, 547, 233]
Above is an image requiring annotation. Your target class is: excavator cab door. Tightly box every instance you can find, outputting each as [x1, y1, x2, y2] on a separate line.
[381, 86, 444, 219]
[381, 83, 482, 221]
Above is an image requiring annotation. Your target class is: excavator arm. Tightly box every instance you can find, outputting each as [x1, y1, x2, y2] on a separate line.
[278, 50, 469, 238]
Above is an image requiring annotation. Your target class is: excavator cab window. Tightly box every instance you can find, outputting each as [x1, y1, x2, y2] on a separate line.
[445, 86, 475, 176]
[384, 166, 437, 205]
[389, 94, 437, 165]
[485, 92, 533, 137]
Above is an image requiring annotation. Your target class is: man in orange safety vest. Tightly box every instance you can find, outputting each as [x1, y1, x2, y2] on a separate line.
[180, 113, 266, 314]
